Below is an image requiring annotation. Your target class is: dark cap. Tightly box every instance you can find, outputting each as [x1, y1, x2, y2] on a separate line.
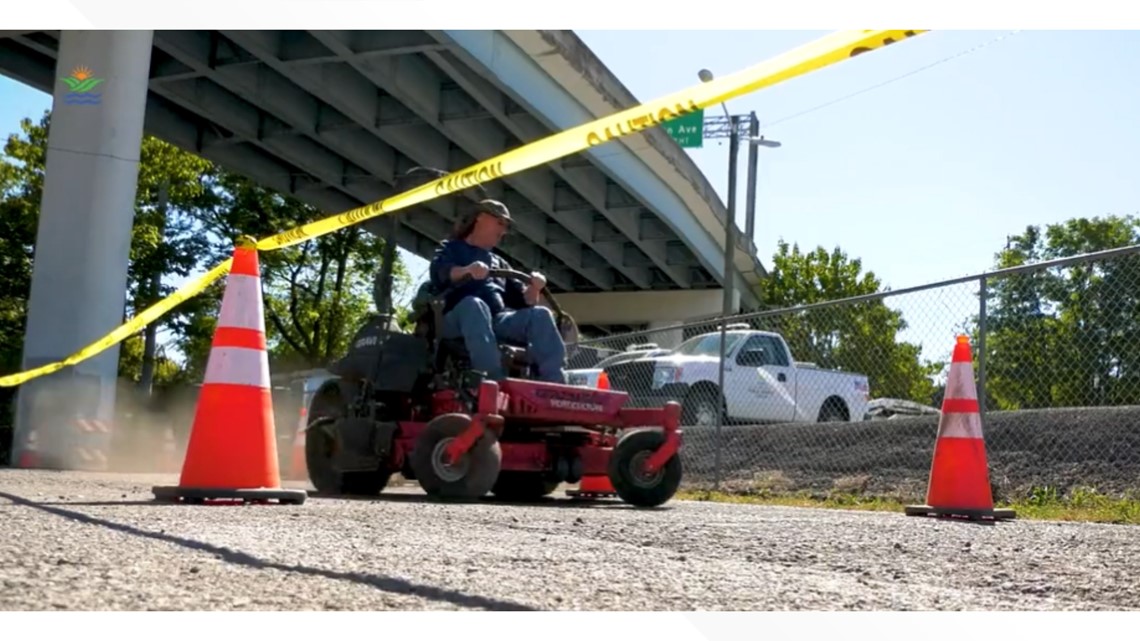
[475, 199, 511, 221]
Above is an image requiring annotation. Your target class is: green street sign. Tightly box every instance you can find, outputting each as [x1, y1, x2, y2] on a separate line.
[661, 109, 704, 148]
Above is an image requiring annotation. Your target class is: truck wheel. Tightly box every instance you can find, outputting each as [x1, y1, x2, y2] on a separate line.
[608, 429, 683, 508]
[817, 398, 849, 422]
[411, 413, 501, 500]
[491, 472, 560, 502]
[682, 385, 723, 427]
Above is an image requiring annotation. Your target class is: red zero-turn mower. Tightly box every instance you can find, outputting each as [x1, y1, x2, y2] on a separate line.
[304, 267, 685, 507]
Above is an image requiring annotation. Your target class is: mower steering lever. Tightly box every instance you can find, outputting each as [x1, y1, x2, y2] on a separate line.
[441, 268, 566, 319]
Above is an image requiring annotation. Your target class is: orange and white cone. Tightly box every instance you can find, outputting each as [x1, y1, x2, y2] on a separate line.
[566, 475, 617, 499]
[73, 417, 111, 471]
[152, 238, 307, 505]
[15, 429, 40, 468]
[905, 335, 1015, 521]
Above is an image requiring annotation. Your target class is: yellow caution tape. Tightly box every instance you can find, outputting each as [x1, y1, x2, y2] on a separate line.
[0, 259, 233, 387]
[0, 29, 927, 388]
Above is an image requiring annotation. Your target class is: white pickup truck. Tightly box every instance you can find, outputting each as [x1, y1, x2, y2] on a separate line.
[600, 324, 871, 426]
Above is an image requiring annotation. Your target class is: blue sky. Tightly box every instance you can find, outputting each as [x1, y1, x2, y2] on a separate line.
[3, 30, 1139, 366]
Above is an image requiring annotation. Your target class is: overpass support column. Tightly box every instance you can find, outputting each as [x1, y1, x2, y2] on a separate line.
[11, 30, 154, 470]
[646, 321, 685, 350]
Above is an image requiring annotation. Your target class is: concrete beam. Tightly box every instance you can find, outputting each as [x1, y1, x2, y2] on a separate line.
[554, 289, 740, 326]
[143, 97, 450, 263]
[141, 41, 575, 288]
[422, 42, 696, 289]
[441, 30, 760, 308]
[219, 29, 586, 292]
[276, 30, 446, 66]
[0, 38, 56, 89]
[153, 32, 398, 182]
[308, 30, 636, 291]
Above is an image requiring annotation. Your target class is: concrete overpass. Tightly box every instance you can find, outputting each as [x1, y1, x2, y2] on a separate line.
[1, 29, 768, 468]
[0, 30, 767, 334]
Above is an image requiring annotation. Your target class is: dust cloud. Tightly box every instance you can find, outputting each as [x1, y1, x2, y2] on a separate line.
[6, 377, 305, 476]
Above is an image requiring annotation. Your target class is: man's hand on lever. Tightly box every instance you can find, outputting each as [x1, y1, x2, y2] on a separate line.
[525, 271, 546, 306]
[451, 261, 489, 282]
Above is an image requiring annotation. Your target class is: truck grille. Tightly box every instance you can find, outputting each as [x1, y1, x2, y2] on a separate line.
[603, 361, 656, 396]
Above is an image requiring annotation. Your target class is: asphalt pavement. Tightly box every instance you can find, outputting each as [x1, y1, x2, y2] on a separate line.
[1, 469, 1137, 610]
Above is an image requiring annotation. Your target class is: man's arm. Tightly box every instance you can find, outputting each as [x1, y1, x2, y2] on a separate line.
[431, 241, 490, 290]
[428, 242, 456, 290]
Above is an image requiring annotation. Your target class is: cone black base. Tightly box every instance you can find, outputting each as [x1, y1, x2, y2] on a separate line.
[152, 485, 308, 505]
[565, 490, 617, 499]
[904, 504, 1016, 521]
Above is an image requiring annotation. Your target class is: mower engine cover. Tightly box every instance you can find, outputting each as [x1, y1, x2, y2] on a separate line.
[328, 315, 428, 392]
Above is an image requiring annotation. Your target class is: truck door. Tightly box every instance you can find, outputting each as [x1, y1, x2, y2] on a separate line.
[730, 335, 797, 423]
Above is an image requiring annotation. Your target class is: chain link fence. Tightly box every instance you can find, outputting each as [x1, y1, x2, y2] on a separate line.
[567, 244, 1140, 503]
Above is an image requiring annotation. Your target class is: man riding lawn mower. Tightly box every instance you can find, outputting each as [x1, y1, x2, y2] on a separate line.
[303, 167, 684, 507]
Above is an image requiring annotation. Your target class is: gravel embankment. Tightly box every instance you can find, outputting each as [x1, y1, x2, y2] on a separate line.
[678, 406, 1140, 500]
[2, 469, 1140, 611]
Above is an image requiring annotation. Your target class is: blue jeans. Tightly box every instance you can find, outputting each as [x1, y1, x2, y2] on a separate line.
[442, 296, 566, 383]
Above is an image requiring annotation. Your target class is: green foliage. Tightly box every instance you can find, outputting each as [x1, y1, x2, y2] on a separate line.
[0, 115, 46, 376]
[975, 215, 1140, 410]
[187, 172, 413, 373]
[680, 486, 1140, 525]
[752, 240, 942, 404]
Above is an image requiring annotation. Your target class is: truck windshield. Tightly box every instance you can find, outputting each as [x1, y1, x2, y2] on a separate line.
[674, 333, 746, 357]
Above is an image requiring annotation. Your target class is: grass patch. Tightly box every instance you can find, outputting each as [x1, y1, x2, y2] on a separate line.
[676, 484, 1140, 526]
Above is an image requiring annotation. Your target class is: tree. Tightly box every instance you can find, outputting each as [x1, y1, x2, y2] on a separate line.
[752, 240, 942, 404]
[978, 215, 1140, 410]
[0, 115, 46, 380]
[126, 133, 219, 392]
[185, 171, 413, 374]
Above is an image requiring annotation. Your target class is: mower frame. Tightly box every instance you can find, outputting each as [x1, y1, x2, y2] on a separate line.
[303, 168, 684, 507]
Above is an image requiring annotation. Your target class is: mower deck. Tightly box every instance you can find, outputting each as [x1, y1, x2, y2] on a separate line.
[385, 378, 684, 507]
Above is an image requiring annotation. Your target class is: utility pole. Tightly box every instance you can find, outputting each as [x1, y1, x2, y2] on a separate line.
[693, 70, 783, 490]
[713, 114, 740, 490]
[745, 111, 760, 242]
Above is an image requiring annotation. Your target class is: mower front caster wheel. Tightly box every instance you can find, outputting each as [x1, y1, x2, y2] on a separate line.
[411, 413, 501, 500]
[608, 429, 683, 508]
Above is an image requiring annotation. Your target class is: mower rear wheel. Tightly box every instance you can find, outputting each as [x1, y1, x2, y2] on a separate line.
[608, 429, 682, 508]
[306, 387, 393, 496]
[411, 413, 501, 500]
[491, 472, 560, 502]
[306, 420, 394, 496]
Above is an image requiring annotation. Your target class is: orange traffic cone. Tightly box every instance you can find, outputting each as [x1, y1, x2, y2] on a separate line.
[566, 475, 617, 500]
[152, 238, 307, 506]
[905, 335, 1014, 521]
[16, 429, 40, 468]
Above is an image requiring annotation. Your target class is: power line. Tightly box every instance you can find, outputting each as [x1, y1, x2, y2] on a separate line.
[763, 30, 1022, 129]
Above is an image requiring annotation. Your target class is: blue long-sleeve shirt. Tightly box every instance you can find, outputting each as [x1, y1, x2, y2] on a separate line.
[429, 239, 529, 315]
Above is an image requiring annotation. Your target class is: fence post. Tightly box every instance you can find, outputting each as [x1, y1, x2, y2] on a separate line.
[977, 276, 988, 418]
[713, 325, 725, 492]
